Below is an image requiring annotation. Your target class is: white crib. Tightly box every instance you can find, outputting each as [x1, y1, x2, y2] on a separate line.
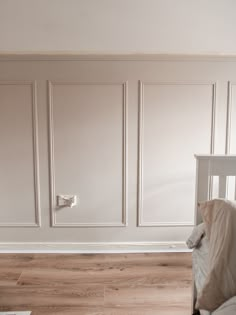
[193, 155, 236, 315]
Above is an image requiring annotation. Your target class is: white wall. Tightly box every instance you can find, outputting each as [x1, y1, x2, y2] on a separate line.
[0, 0, 236, 54]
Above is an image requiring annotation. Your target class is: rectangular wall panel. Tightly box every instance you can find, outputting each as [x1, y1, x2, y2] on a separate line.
[48, 81, 127, 227]
[138, 81, 216, 226]
[0, 81, 40, 226]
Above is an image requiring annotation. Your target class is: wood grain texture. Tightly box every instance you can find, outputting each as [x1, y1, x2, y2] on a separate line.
[0, 307, 104, 315]
[17, 265, 191, 286]
[0, 253, 192, 315]
[0, 253, 191, 269]
[0, 269, 22, 286]
[0, 285, 104, 307]
[103, 307, 190, 315]
[105, 284, 191, 307]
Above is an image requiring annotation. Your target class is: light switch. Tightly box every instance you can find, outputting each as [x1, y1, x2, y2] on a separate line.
[57, 195, 77, 208]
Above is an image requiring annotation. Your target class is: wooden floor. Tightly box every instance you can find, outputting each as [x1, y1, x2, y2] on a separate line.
[0, 253, 192, 315]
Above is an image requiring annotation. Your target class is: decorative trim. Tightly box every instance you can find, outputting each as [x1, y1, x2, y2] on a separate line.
[138, 81, 217, 227]
[122, 82, 128, 226]
[32, 81, 41, 227]
[0, 241, 189, 253]
[48, 81, 55, 227]
[138, 80, 145, 227]
[48, 81, 128, 227]
[0, 81, 41, 227]
[195, 154, 236, 159]
[225, 81, 232, 154]
[137, 222, 194, 227]
[2, 53, 236, 62]
[210, 82, 217, 154]
[225, 81, 236, 154]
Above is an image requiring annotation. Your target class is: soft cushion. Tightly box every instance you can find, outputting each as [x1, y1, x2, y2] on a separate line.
[196, 199, 236, 311]
[214, 296, 236, 314]
[186, 222, 205, 249]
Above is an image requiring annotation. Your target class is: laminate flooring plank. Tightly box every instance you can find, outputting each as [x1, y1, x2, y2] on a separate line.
[0, 285, 104, 308]
[17, 265, 192, 286]
[0, 254, 34, 270]
[103, 307, 191, 315]
[0, 269, 22, 285]
[104, 284, 191, 307]
[24, 253, 191, 271]
[0, 307, 191, 315]
[0, 306, 104, 315]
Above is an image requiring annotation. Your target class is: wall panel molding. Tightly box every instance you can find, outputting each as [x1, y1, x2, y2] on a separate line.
[0, 81, 41, 227]
[225, 81, 236, 154]
[137, 81, 217, 227]
[48, 81, 128, 227]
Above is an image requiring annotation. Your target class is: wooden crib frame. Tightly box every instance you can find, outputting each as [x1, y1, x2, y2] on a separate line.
[193, 155, 236, 314]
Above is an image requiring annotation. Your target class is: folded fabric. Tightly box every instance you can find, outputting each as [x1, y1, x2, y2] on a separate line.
[214, 296, 236, 314]
[186, 223, 205, 249]
[196, 199, 236, 312]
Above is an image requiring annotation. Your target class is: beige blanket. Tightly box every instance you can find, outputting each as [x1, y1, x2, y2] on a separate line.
[196, 199, 236, 312]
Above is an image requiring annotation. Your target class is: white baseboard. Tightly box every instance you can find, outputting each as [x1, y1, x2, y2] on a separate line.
[0, 241, 190, 253]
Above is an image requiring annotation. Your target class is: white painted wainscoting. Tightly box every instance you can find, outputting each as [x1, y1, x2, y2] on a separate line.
[0, 55, 235, 252]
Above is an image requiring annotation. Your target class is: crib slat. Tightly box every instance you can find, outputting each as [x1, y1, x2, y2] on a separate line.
[219, 175, 227, 198]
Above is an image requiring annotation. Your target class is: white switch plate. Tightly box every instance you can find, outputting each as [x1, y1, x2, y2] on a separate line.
[57, 195, 77, 208]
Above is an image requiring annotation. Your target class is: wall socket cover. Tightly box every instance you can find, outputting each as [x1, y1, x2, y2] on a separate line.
[57, 195, 77, 208]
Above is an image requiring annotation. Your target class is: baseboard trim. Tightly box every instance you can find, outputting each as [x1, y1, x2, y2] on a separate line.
[1, 53, 236, 62]
[0, 242, 190, 253]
